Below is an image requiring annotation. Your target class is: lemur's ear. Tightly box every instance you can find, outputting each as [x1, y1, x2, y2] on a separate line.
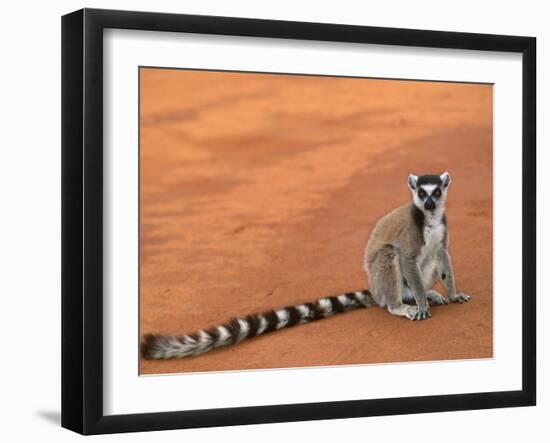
[440, 171, 451, 188]
[408, 174, 418, 190]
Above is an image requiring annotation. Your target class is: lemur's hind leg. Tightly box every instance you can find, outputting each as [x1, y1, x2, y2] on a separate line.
[367, 244, 419, 321]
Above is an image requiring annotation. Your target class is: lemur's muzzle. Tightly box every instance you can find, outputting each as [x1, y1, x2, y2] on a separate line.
[424, 198, 435, 211]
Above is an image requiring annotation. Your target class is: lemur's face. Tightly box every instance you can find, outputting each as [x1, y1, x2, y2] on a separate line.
[408, 172, 451, 213]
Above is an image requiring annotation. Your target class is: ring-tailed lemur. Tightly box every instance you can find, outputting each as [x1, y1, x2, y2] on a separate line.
[142, 172, 471, 359]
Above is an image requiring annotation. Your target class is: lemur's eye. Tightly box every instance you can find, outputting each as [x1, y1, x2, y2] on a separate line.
[433, 188, 441, 198]
[418, 189, 426, 199]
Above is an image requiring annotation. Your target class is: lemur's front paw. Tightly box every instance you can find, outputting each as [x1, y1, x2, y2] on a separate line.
[449, 293, 471, 303]
[413, 304, 432, 321]
[426, 290, 448, 305]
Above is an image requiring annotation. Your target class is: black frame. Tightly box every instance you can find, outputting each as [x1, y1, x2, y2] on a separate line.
[62, 8, 536, 435]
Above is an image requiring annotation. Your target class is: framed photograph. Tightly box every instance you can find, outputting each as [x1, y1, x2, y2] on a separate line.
[61, 8, 536, 435]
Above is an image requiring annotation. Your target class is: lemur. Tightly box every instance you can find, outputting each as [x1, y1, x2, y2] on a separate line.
[142, 172, 471, 359]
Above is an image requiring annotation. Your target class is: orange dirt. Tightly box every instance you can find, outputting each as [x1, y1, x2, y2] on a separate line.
[139, 68, 492, 375]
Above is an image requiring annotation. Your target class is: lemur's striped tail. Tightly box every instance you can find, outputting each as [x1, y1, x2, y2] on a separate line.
[142, 289, 374, 360]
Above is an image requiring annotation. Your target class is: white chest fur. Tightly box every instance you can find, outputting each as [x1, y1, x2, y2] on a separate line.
[417, 216, 446, 284]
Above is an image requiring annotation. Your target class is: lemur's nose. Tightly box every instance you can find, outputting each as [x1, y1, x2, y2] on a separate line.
[424, 198, 435, 210]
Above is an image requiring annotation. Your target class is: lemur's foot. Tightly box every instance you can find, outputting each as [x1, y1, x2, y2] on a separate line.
[403, 304, 431, 321]
[389, 304, 429, 321]
[426, 290, 448, 305]
[414, 304, 432, 320]
[404, 305, 426, 321]
[449, 293, 471, 303]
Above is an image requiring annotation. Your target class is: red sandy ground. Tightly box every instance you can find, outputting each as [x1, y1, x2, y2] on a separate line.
[139, 69, 493, 375]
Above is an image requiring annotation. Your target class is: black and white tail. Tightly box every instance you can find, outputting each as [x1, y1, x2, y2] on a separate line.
[142, 289, 374, 359]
